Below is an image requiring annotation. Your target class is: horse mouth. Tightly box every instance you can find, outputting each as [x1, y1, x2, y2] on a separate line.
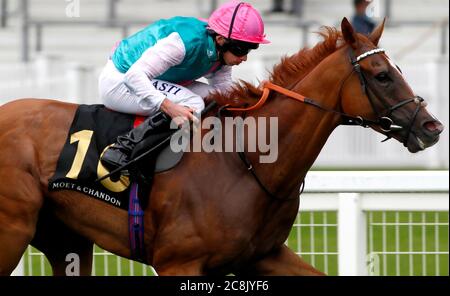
[407, 134, 440, 153]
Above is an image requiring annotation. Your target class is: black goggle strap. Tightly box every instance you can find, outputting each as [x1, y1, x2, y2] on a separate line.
[228, 2, 245, 39]
[224, 2, 259, 57]
[214, 2, 244, 62]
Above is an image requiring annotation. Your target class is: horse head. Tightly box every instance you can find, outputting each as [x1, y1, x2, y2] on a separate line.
[339, 17, 444, 153]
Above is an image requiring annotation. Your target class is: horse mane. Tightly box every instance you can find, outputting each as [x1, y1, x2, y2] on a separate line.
[213, 27, 344, 107]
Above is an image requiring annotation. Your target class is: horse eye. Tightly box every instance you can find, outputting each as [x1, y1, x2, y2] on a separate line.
[375, 72, 390, 83]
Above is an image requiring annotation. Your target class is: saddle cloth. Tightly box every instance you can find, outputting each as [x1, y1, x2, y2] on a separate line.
[48, 105, 175, 210]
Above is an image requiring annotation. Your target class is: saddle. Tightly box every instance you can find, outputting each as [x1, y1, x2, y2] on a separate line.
[48, 103, 215, 262]
[48, 104, 186, 210]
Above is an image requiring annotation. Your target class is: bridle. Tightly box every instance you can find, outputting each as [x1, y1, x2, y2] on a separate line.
[347, 47, 425, 146]
[224, 46, 426, 201]
[228, 47, 425, 145]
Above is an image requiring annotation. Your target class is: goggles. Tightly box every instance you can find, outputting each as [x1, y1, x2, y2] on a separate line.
[226, 39, 259, 57]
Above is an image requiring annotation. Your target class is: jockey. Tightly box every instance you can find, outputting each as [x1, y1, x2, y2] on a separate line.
[99, 1, 270, 172]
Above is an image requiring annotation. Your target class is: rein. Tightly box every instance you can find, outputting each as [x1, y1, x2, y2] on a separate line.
[225, 47, 425, 201]
[226, 80, 409, 132]
[227, 49, 425, 141]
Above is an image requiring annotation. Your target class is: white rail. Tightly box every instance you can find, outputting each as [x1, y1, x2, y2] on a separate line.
[300, 171, 449, 276]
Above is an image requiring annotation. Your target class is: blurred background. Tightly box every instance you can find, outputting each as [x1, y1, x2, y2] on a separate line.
[1, 0, 448, 276]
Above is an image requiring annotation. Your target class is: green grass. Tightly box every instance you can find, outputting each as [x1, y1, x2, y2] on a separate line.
[286, 212, 339, 275]
[285, 211, 449, 276]
[23, 211, 448, 276]
[24, 246, 155, 276]
[367, 211, 449, 276]
[90, 248, 156, 276]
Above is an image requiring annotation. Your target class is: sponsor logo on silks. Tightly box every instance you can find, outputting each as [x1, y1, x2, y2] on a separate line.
[152, 81, 182, 95]
[207, 49, 215, 58]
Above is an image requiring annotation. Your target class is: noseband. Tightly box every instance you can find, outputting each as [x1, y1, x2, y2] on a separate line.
[349, 48, 425, 147]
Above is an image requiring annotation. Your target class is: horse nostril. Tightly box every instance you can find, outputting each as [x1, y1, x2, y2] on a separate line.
[423, 120, 444, 135]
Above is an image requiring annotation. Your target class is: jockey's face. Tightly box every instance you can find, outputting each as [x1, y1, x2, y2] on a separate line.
[215, 35, 250, 66]
[223, 51, 248, 66]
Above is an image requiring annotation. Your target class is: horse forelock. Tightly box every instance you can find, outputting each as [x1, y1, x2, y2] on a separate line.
[212, 27, 345, 108]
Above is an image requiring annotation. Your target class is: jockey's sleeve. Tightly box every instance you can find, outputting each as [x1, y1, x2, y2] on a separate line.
[123, 32, 186, 111]
[206, 65, 234, 94]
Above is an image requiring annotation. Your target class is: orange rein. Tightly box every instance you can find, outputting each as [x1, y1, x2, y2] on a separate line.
[226, 81, 307, 112]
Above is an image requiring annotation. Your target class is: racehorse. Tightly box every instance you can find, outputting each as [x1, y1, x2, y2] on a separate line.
[0, 18, 444, 275]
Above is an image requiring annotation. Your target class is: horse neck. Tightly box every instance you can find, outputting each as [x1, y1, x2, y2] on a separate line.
[250, 50, 350, 197]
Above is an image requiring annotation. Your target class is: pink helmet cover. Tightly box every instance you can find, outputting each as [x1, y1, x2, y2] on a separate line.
[208, 1, 270, 44]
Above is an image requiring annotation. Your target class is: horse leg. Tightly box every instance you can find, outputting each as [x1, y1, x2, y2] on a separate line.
[239, 245, 325, 276]
[33, 234, 93, 276]
[31, 206, 93, 276]
[155, 261, 205, 276]
[0, 168, 43, 275]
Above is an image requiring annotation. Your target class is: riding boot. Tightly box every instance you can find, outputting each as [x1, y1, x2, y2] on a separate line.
[101, 112, 171, 172]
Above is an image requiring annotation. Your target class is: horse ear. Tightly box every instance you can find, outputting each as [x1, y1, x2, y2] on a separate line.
[341, 17, 358, 49]
[369, 18, 386, 46]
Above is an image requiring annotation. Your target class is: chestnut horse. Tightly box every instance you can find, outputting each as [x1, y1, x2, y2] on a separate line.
[0, 18, 444, 275]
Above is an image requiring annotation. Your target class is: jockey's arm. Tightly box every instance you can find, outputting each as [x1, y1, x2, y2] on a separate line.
[206, 65, 234, 94]
[123, 32, 193, 121]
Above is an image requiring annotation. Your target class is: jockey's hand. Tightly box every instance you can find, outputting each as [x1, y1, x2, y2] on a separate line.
[160, 99, 198, 127]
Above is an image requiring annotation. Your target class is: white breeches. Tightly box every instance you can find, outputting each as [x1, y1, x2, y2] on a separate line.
[99, 60, 213, 116]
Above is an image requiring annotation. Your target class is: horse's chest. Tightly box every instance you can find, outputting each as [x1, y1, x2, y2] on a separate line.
[238, 203, 299, 261]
